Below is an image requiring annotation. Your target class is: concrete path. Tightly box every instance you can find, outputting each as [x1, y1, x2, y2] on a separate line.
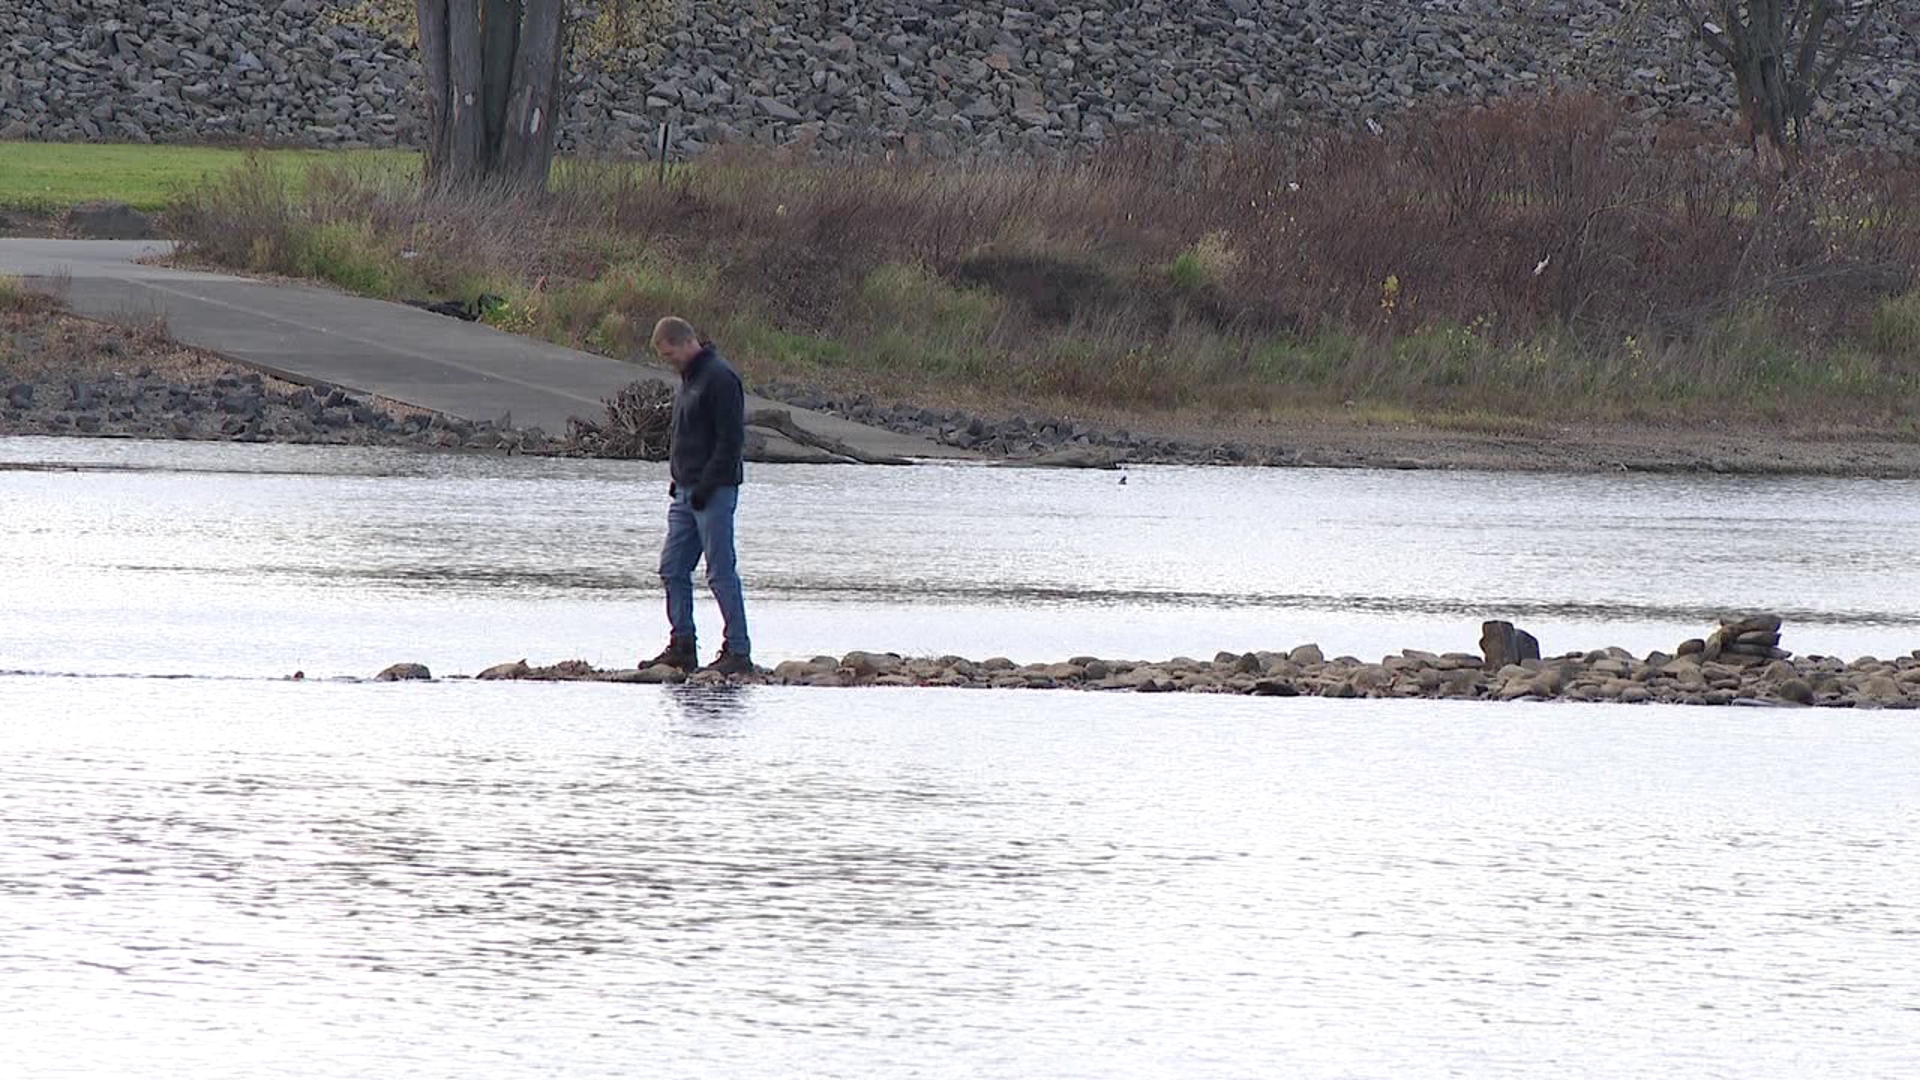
[0, 238, 967, 460]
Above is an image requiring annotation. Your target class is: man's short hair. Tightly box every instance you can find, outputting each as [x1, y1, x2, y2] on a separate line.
[652, 317, 699, 347]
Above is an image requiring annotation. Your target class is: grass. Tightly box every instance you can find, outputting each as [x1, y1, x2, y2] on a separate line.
[124, 93, 1920, 432]
[0, 274, 32, 312]
[0, 142, 415, 213]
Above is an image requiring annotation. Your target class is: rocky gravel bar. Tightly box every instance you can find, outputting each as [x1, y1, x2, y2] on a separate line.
[381, 617, 1920, 710]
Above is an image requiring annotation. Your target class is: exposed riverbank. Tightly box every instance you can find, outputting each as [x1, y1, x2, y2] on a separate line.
[756, 380, 1920, 477]
[8, 277, 1918, 476]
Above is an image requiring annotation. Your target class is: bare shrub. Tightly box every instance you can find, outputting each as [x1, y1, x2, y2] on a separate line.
[167, 93, 1920, 421]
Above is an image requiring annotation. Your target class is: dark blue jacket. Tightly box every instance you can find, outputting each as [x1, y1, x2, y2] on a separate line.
[669, 344, 746, 495]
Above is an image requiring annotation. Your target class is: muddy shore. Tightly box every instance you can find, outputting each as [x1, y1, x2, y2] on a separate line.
[761, 381, 1920, 477]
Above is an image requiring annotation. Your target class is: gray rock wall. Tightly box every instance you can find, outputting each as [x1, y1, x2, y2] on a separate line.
[3, 1, 1916, 156]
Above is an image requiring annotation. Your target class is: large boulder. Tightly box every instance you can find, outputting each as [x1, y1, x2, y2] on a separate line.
[66, 201, 154, 240]
[1480, 620, 1541, 671]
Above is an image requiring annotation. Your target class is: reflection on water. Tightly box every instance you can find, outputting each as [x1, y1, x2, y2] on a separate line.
[3, 436, 1919, 681]
[2, 680, 1918, 1078]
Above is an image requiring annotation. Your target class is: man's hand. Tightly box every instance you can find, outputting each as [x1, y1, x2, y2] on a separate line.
[669, 481, 678, 498]
[691, 486, 713, 511]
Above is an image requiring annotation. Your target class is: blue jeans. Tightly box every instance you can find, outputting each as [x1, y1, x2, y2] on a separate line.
[659, 485, 750, 655]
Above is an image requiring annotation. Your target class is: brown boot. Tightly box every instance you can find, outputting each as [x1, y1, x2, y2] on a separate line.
[642, 638, 698, 671]
[705, 646, 757, 677]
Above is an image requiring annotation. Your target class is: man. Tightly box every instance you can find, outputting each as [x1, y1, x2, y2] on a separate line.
[644, 316, 753, 676]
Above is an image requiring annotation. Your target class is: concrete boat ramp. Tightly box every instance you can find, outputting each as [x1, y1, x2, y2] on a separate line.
[0, 238, 967, 463]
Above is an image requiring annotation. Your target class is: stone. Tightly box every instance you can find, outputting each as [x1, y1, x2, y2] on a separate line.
[477, 659, 530, 680]
[1721, 613, 1784, 636]
[1288, 643, 1325, 666]
[1350, 665, 1392, 691]
[375, 662, 431, 682]
[772, 659, 817, 682]
[1479, 620, 1541, 671]
[1250, 679, 1298, 697]
[638, 664, 690, 684]
[1012, 446, 1124, 469]
[1618, 685, 1653, 705]
[5, 383, 32, 409]
[1776, 678, 1815, 705]
[1859, 674, 1903, 703]
[842, 650, 902, 678]
[757, 97, 805, 122]
[67, 200, 154, 239]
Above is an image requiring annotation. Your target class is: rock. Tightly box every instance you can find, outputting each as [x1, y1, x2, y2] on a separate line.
[1250, 679, 1298, 697]
[1009, 446, 1124, 470]
[5, 383, 33, 409]
[1858, 674, 1903, 703]
[1721, 613, 1784, 636]
[375, 662, 431, 682]
[67, 200, 154, 240]
[1723, 642, 1791, 660]
[1776, 678, 1815, 705]
[1479, 620, 1541, 671]
[1703, 614, 1786, 662]
[842, 650, 902, 678]
[1288, 643, 1325, 666]
[757, 97, 805, 122]
[1619, 685, 1653, 704]
[477, 659, 530, 680]
[773, 659, 819, 682]
[1350, 665, 1392, 692]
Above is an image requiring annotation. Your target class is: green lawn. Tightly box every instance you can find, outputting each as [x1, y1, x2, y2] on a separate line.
[0, 141, 417, 213]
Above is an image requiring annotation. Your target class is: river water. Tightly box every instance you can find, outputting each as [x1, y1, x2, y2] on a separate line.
[3, 436, 1919, 1078]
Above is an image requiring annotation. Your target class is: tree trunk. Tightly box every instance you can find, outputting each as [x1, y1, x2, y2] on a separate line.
[480, 0, 521, 155]
[497, 0, 567, 194]
[1692, 0, 1878, 172]
[415, 0, 451, 186]
[446, 0, 486, 183]
[416, 0, 566, 195]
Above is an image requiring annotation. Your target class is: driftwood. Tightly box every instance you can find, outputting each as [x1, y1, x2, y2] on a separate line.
[562, 384, 912, 465]
[747, 407, 911, 466]
[564, 380, 673, 459]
